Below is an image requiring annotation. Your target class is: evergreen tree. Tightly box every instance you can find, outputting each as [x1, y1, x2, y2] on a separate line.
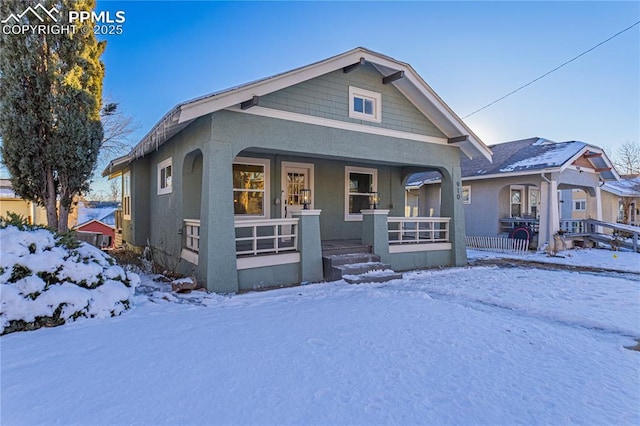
[0, 0, 105, 232]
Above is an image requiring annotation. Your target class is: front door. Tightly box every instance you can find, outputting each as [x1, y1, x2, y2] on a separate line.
[282, 163, 313, 218]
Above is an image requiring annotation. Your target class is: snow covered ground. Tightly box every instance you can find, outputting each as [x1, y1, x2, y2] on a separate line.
[1, 248, 639, 425]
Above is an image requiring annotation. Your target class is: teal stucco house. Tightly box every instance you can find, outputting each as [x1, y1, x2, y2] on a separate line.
[104, 47, 492, 293]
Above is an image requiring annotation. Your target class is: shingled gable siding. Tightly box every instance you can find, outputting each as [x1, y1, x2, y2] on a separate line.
[259, 63, 446, 138]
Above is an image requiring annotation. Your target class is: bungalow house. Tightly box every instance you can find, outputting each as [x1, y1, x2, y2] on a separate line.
[103, 47, 491, 293]
[407, 137, 619, 249]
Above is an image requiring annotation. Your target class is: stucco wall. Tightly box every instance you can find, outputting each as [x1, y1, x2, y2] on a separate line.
[0, 199, 47, 225]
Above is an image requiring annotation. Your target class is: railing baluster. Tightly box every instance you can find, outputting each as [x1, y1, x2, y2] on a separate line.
[387, 217, 451, 245]
[233, 218, 300, 256]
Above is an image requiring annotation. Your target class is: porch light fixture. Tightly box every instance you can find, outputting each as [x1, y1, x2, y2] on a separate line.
[369, 192, 380, 209]
[301, 189, 311, 210]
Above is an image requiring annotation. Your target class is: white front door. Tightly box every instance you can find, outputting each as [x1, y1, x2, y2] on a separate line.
[282, 163, 313, 218]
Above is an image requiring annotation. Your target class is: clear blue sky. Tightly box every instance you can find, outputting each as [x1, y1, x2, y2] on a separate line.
[14, 1, 640, 194]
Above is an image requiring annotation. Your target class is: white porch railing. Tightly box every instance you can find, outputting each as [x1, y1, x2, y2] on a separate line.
[388, 217, 450, 244]
[559, 219, 587, 234]
[184, 219, 201, 252]
[235, 218, 299, 256]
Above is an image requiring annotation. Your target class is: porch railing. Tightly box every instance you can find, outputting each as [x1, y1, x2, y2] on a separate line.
[499, 218, 539, 234]
[235, 218, 299, 256]
[499, 218, 590, 235]
[388, 217, 450, 244]
[184, 219, 201, 252]
[559, 219, 587, 234]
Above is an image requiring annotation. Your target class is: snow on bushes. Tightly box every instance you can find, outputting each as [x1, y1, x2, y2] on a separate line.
[0, 223, 139, 335]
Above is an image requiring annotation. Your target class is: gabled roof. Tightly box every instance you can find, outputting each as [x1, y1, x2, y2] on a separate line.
[104, 47, 491, 178]
[76, 204, 117, 227]
[408, 137, 619, 187]
[75, 218, 115, 230]
[602, 175, 640, 197]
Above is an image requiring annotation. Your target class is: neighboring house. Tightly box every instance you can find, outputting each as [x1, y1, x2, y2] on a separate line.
[0, 178, 47, 225]
[75, 201, 118, 227]
[75, 219, 116, 248]
[103, 47, 491, 293]
[407, 137, 619, 249]
[74, 201, 121, 247]
[601, 175, 640, 226]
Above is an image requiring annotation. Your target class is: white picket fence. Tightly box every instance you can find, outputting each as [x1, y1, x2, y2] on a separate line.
[465, 236, 529, 254]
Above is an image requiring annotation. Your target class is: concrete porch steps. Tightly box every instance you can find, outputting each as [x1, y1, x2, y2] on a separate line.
[322, 252, 403, 283]
[343, 268, 404, 284]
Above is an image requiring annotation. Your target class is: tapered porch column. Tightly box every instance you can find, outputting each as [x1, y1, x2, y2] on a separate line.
[361, 209, 390, 263]
[440, 165, 466, 266]
[292, 209, 323, 283]
[199, 143, 239, 293]
[539, 177, 560, 249]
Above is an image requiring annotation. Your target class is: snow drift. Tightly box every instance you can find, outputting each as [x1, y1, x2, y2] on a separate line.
[0, 224, 139, 334]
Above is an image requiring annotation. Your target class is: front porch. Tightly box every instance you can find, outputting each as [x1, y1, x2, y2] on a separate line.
[181, 212, 454, 291]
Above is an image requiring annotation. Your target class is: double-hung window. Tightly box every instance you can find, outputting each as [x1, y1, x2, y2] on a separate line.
[348, 86, 381, 123]
[461, 185, 471, 204]
[510, 185, 524, 217]
[345, 166, 377, 221]
[157, 158, 172, 195]
[122, 171, 131, 219]
[574, 200, 586, 211]
[233, 157, 269, 218]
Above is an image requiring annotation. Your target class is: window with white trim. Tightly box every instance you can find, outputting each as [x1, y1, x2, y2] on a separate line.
[461, 185, 471, 204]
[345, 166, 377, 221]
[157, 158, 172, 195]
[233, 157, 270, 218]
[122, 171, 131, 219]
[510, 185, 524, 217]
[348, 86, 381, 123]
[574, 200, 586, 211]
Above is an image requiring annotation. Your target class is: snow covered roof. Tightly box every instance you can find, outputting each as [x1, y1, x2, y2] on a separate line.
[104, 47, 491, 178]
[408, 137, 619, 187]
[602, 175, 640, 197]
[76, 205, 117, 227]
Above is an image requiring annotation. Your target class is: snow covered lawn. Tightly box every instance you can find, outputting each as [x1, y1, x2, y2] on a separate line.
[1, 250, 639, 425]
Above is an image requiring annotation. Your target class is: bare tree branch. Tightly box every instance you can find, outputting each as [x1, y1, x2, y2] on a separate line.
[98, 100, 139, 167]
[612, 141, 640, 176]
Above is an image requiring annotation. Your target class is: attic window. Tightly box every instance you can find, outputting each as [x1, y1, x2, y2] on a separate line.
[348, 86, 381, 123]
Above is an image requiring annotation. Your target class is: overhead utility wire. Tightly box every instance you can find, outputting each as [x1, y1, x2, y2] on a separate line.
[462, 20, 640, 119]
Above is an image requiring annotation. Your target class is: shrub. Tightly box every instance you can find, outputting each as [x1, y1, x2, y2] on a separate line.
[0, 225, 140, 335]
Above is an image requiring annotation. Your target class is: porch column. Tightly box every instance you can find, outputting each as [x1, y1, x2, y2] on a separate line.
[539, 177, 560, 250]
[361, 209, 390, 263]
[292, 209, 323, 283]
[440, 165, 466, 266]
[199, 143, 239, 293]
[595, 186, 604, 233]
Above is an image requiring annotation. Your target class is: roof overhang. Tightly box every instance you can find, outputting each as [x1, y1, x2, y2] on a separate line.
[110, 47, 492, 171]
[102, 154, 131, 178]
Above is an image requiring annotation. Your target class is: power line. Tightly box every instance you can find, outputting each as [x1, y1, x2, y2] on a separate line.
[462, 20, 640, 120]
